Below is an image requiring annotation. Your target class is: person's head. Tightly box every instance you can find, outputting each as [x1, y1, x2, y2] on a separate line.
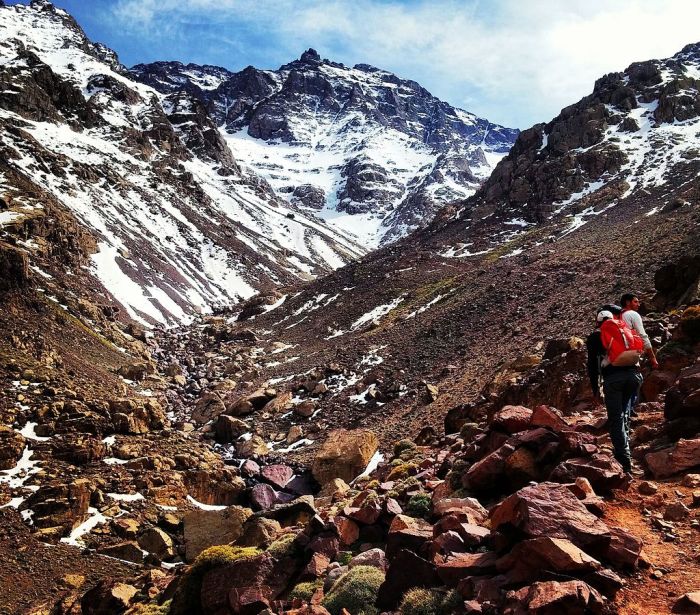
[620, 293, 640, 311]
[596, 309, 614, 327]
[601, 303, 623, 318]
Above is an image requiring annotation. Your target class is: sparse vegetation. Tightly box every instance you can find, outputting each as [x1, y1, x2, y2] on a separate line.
[289, 580, 323, 602]
[399, 588, 442, 614]
[393, 438, 417, 458]
[405, 493, 431, 519]
[266, 532, 301, 558]
[322, 565, 385, 615]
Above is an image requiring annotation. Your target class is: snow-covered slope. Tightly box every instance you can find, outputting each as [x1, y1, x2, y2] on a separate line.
[436, 41, 700, 258]
[132, 50, 519, 247]
[0, 1, 365, 326]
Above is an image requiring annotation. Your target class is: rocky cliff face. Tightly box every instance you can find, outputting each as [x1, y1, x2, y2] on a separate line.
[133, 50, 518, 246]
[433, 41, 700, 257]
[0, 2, 366, 327]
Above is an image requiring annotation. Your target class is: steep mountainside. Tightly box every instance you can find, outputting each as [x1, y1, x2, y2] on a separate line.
[0, 1, 365, 327]
[132, 51, 518, 246]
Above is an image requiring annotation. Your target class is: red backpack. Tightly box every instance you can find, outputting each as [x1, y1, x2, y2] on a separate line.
[600, 318, 644, 366]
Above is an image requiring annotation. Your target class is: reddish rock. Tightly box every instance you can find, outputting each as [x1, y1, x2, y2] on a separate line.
[645, 439, 700, 478]
[294, 400, 316, 418]
[308, 534, 340, 560]
[215, 415, 249, 443]
[199, 554, 300, 614]
[333, 517, 360, 547]
[505, 580, 604, 614]
[673, 592, 700, 614]
[25, 479, 91, 531]
[433, 515, 490, 547]
[305, 552, 330, 577]
[386, 516, 433, 558]
[349, 547, 387, 571]
[437, 552, 499, 586]
[492, 405, 534, 433]
[432, 497, 488, 523]
[530, 405, 569, 430]
[261, 464, 294, 489]
[241, 459, 261, 477]
[430, 530, 466, 557]
[376, 549, 440, 610]
[346, 499, 382, 525]
[549, 453, 626, 494]
[490, 482, 611, 555]
[497, 537, 601, 583]
[52, 435, 107, 465]
[641, 369, 678, 402]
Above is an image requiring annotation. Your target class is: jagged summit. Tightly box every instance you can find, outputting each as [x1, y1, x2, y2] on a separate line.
[0, 1, 365, 326]
[132, 50, 519, 247]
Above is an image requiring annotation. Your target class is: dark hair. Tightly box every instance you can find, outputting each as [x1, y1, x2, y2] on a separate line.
[620, 293, 637, 308]
[601, 303, 623, 316]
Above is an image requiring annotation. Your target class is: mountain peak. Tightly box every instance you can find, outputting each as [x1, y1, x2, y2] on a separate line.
[299, 48, 322, 64]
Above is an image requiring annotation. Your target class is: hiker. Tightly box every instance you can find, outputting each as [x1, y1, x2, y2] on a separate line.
[586, 306, 644, 473]
[620, 292, 659, 369]
[620, 293, 658, 415]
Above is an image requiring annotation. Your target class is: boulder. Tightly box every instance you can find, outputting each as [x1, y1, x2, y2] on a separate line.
[80, 580, 138, 614]
[311, 429, 378, 485]
[492, 405, 533, 433]
[333, 516, 360, 547]
[109, 398, 166, 433]
[138, 527, 175, 560]
[191, 393, 226, 424]
[549, 453, 626, 494]
[376, 549, 441, 610]
[97, 542, 144, 564]
[497, 537, 601, 584]
[215, 415, 249, 443]
[490, 482, 611, 556]
[0, 427, 25, 470]
[116, 362, 153, 381]
[200, 553, 301, 614]
[260, 464, 294, 489]
[386, 515, 433, 558]
[673, 592, 700, 614]
[24, 479, 91, 531]
[645, 438, 700, 478]
[530, 405, 569, 430]
[437, 552, 499, 586]
[183, 505, 252, 561]
[505, 580, 604, 614]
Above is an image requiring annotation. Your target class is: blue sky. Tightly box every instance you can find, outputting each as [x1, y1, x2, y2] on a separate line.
[7, 0, 700, 128]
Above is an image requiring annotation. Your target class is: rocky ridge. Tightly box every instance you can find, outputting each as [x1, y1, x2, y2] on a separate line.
[0, 1, 366, 327]
[132, 50, 518, 247]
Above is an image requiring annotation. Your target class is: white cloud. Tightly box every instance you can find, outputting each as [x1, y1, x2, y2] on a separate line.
[110, 0, 700, 127]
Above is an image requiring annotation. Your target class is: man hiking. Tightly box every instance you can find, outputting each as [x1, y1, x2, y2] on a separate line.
[620, 292, 659, 369]
[620, 292, 659, 416]
[586, 306, 644, 474]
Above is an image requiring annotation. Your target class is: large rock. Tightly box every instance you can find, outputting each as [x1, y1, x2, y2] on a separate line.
[52, 435, 107, 465]
[215, 415, 249, 443]
[109, 398, 166, 433]
[183, 505, 252, 561]
[549, 453, 626, 494]
[505, 580, 604, 614]
[0, 427, 25, 470]
[311, 429, 379, 485]
[497, 537, 601, 584]
[436, 551, 499, 586]
[377, 549, 440, 610]
[645, 438, 700, 478]
[80, 580, 138, 614]
[138, 527, 175, 560]
[191, 393, 226, 424]
[200, 553, 301, 614]
[491, 405, 533, 433]
[490, 482, 611, 556]
[673, 592, 700, 614]
[0, 241, 30, 291]
[24, 479, 92, 531]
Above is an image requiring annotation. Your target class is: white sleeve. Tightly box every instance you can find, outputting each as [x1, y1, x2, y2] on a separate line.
[625, 311, 652, 349]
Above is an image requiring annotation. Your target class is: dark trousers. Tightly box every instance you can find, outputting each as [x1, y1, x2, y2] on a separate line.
[603, 369, 643, 471]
